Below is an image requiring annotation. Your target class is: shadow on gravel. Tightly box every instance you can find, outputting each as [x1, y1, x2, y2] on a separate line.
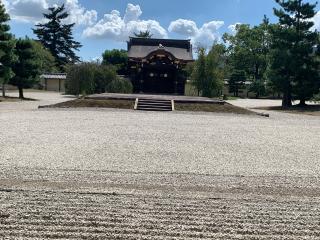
[255, 104, 320, 116]
[0, 96, 38, 102]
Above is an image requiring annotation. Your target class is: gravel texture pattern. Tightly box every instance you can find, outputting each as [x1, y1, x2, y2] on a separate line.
[1, 91, 320, 239]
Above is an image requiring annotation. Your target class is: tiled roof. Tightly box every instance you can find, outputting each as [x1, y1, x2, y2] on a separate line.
[128, 37, 193, 61]
[40, 73, 67, 79]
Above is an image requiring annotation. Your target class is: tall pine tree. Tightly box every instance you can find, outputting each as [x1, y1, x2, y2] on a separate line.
[33, 4, 82, 70]
[0, 1, 16, 97]
[269, 0, 320, 107]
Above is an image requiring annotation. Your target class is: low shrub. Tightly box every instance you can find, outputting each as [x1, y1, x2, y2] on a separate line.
[106, 77, 133, 94]
[65, 63, 117, 96]
[312, 91, 320, 102]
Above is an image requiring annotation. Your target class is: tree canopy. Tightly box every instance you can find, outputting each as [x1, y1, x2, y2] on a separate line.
[102, 49, 128, 75]
[33, 4, 82, 70]
[191, 45, 225, 97]
[9, 38, 41, 99]
[32, 41, 57, 73]
[223, 17, 271, 97]
[268, 0, 320, 107]
[0, 1, 16, 97]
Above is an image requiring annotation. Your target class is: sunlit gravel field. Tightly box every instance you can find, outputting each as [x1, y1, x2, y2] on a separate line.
[1, 91, 320, 239]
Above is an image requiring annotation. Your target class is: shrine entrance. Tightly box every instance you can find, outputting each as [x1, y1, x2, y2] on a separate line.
[142, 65, 176, 94]
[127, 37, 194, 95]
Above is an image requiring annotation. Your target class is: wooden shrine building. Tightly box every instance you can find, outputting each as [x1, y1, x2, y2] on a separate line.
[127, 37, 194, 95]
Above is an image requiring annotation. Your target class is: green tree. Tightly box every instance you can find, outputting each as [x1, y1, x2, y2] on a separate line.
[0, 1, 16, 97]
[93, 64, 117, 93]
[134, 30, 153, 38]
[65, 63, 118, 96]
[229, 70, 246, 97]
[9, 38, 41, 99]
[269, 0, 320, 107]
[191, 45, 226, 97]
[102, 49, 128, 75]
[191, 47, 206, 96]
[203, 44, 225, 97]
[65, 63, 95, 96]
[32, 41, 57, 73]
[223, 17, 271, 98]
[33, 4, 82, 70]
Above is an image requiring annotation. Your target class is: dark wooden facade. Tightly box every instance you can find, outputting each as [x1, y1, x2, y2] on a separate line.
[127, 38, 193, 95]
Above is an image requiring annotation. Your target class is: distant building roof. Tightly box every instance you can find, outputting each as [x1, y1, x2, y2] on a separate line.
[40, 73, 67, 79]
[127, 37, 193, 61]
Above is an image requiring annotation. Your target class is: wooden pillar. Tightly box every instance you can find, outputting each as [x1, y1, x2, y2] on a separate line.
[174, 66, 178, 95]
[139, 66, 144, 93]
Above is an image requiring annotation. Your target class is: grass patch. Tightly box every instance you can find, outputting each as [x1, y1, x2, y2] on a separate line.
[175, 102, 256, 115]
[256, 104, 320, 116]
[46, 99, 135, 109]
[224, 96, 240, 100]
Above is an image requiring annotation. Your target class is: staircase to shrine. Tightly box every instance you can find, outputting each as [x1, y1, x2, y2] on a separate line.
[135, 98, 174, 111]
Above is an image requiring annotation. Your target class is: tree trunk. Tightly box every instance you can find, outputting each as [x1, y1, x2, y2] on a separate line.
[18, 86, 24, 99]
[2, 83, 5, 97]
[282, 89, 292, 108]
[298, 98, 306, 107]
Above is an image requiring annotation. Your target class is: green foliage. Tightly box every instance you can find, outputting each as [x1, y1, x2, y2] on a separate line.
[31, 41, 57, 73]
[0, 1, 16, 96]
[102, 49, 128, 75]
[106, 77, 133, 94]
[33, 4, 82, 70]
[93, 64, 117, 93]
[229, 70, 246, 97]
[65, 63, 96, 96]
[65, 63, 118, 96]
[183, 62, 195, 79]
[223, 17, 271, 97]
[249, 80, 266, 98]
[9, 38, 41, 98]
[191, 47, 206, 96]
[312, 91, 320, 102]
[134, 30, 153, 38]
[191, 45, 225, 97]
[203, 44, 225, 97]
[268, 0, 320, 107]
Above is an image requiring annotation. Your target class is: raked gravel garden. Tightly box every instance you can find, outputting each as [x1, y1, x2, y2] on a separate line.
[1, 91, 320, 239]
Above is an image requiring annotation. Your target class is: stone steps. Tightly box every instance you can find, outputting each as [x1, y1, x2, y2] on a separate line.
[135, 98, 173, 111]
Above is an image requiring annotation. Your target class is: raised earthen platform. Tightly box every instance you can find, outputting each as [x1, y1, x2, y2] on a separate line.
[86, 93, 225, 104]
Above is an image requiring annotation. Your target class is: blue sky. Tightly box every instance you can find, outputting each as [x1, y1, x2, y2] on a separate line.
[5, 0, 320, 60]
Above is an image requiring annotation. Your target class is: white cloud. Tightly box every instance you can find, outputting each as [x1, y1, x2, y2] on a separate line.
[123, 3, 142, 23]
[228, 22, 242, 35]
[168, 19, 198, 36]
[2, 0, 9, 9]
[10, 0, 48, 22]
[312, 11, 320, 31]
[83, 3, 168, 41]
[168, 19, 224, 47]
[63, 0, 97, 26]
[6, 0, 97, 26]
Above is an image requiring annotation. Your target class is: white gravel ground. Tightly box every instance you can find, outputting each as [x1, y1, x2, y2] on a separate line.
[1, 92, 319, 177]
[1, 91, 320, 239]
